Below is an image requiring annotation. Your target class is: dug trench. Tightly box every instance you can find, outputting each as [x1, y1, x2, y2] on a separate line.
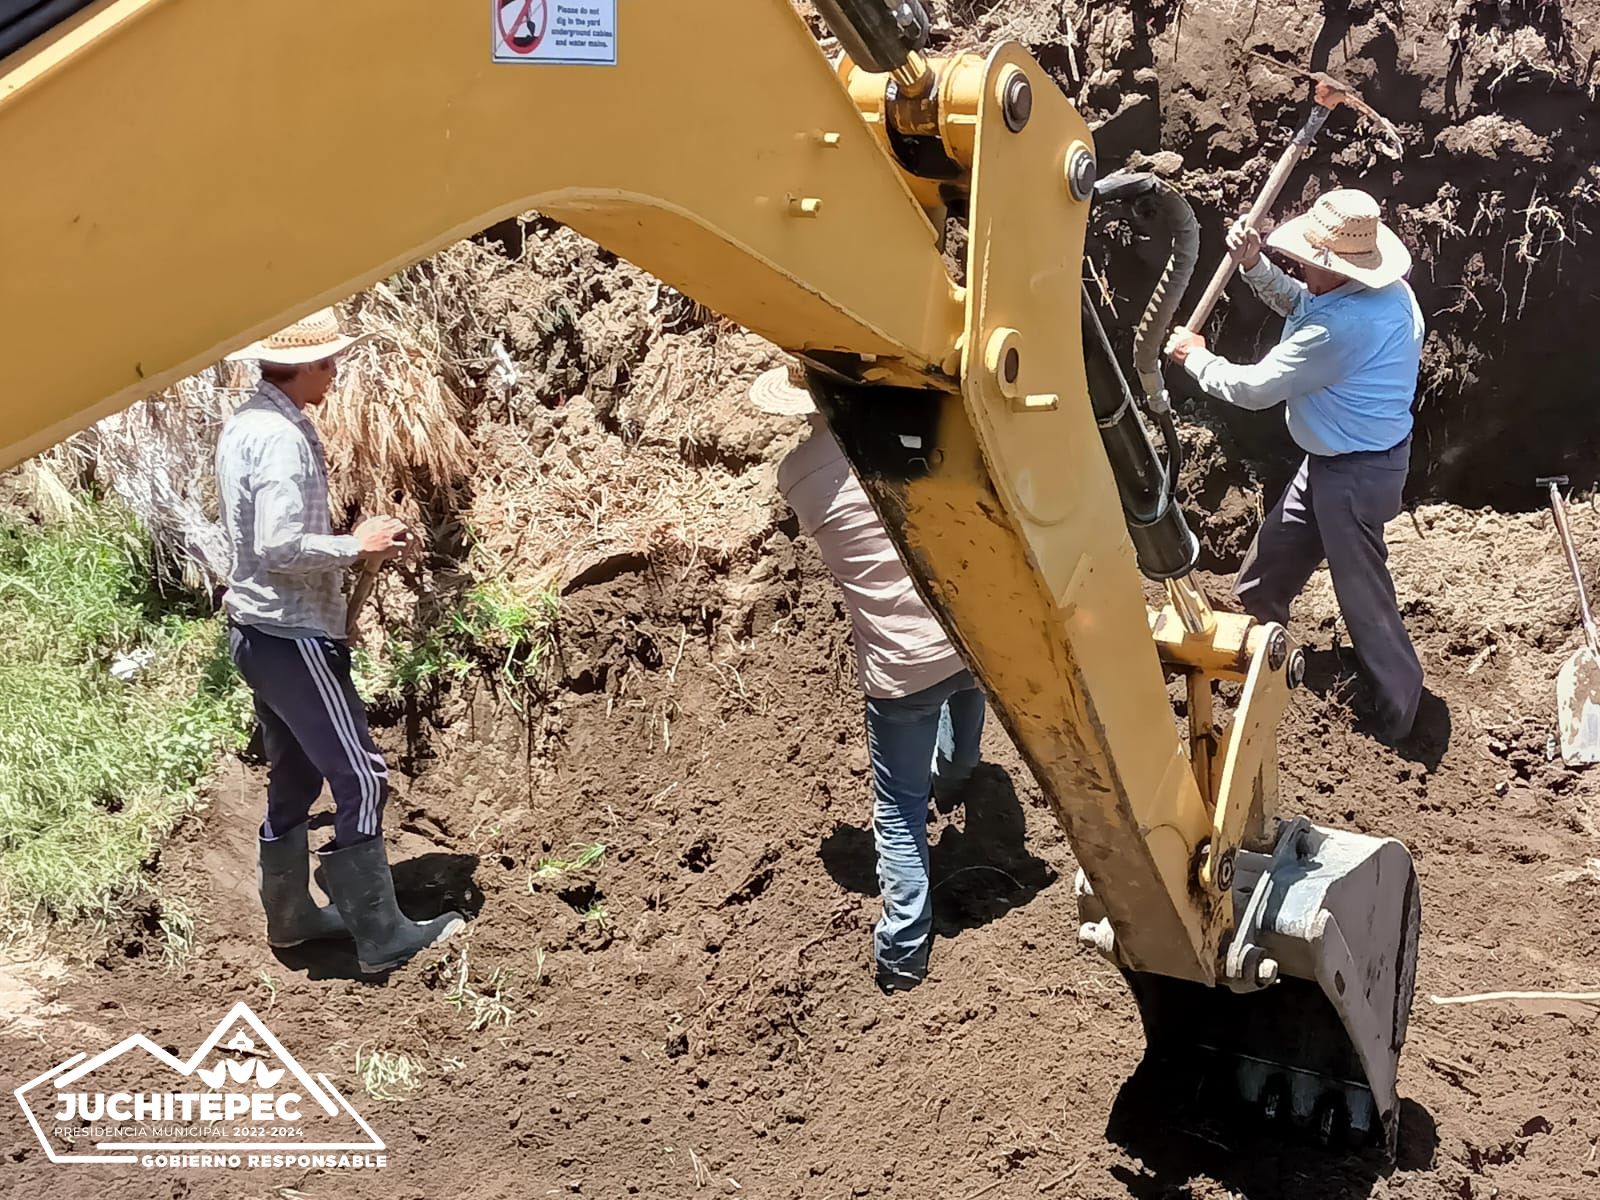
[6, 396, 1600, 1200]
[6, 4, 1600, 1198]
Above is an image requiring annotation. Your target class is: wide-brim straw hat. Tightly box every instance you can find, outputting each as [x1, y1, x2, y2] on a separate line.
[1265, 188, 1411, 289]
[226, 306, 364, 366]
[749, 363, 817, 417]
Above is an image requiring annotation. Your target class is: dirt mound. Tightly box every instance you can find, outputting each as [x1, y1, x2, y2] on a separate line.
[8, 442, 1600, 1200]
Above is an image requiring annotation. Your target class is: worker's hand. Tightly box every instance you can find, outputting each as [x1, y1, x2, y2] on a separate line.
[353, 515, 408, 562]
[1165, 327, 1206, 365]
[1227, 216, 1262, 270]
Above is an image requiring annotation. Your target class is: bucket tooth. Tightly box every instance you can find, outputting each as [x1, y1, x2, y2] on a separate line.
[1086, 817, 1422, 1155]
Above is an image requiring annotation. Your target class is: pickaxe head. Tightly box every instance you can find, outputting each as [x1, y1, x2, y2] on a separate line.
[1311, 70, 1404, 158]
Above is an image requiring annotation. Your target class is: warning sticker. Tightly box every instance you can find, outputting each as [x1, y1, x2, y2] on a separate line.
[492, 0, 617, 66]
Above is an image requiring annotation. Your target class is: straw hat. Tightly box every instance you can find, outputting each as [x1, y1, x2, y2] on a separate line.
[1265, 189, 1411, 289]
[226, 307, 363, 366]
[749, 361, 817, 417]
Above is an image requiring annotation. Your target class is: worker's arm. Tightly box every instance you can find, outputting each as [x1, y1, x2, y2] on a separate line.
[251, 439, 362, 574]
[1239, 255, 1308, 319]
[1180, 321, 1344, 411]
[1224, 220, 1307, 319]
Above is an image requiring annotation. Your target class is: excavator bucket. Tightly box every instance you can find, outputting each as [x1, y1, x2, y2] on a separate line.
[1083, 817, 1421, 1153]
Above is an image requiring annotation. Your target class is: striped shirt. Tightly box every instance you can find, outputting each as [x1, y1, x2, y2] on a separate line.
[216, 382, 361, 640]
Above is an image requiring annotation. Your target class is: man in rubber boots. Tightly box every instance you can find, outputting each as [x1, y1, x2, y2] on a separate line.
[1165, 189, 1426, 742]
[753, 363, 985, 994]
[217, 308, 464, 972]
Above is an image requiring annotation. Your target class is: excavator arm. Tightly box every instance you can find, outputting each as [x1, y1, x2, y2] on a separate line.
[0, 0, 1420, 1149]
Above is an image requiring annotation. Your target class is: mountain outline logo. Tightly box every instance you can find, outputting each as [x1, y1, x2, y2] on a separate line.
[13, 1000, 385, 1168]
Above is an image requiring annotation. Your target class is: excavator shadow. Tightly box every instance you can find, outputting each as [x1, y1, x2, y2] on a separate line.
[928, 763, 1056, 934]
[1105, 1056, 1438, 1199]
[818, 762, 1055, 937]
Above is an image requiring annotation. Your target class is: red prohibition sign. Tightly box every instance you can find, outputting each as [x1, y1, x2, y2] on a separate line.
[497, 0, 548, 55]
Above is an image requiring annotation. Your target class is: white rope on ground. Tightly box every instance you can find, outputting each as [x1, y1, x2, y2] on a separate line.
[1429, 990, 1600, 1006]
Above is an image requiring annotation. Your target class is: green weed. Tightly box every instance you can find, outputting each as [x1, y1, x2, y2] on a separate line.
[156, 901, 195, 967]
[529, 842, 605, 884]
[0, 504, 249, 930]
[355, 579, 557, 706]
[256, 970, 281, 1011]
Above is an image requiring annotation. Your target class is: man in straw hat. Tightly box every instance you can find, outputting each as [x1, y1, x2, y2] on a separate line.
[752, 361, 985, 994]
[1165, 188, 1426, 741]
[216, 307, 463, 972]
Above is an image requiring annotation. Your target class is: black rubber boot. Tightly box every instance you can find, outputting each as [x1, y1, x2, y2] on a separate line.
[318, 836, 465, 973]
[259, 823, 350, 948]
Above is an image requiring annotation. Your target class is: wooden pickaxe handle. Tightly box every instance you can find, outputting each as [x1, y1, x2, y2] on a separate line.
[1182, 95, 1335, 333]
[345, 560, 381, 643]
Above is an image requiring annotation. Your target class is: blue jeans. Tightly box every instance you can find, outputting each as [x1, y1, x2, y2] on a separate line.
[864, 669, 986, 980]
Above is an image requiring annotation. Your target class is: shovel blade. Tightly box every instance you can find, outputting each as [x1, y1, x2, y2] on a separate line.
[1557, 647, 1600, 764]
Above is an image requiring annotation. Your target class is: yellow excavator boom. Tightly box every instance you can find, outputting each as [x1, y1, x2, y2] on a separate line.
[0, 0, 1420, 1150]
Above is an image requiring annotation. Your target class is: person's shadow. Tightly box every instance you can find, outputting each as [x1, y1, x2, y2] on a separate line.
[272, 849, 483, 982]
[1297, 646, 1453, 770]
[1107, 1054, 1439, 1199]
[818, 763, 1055, 936]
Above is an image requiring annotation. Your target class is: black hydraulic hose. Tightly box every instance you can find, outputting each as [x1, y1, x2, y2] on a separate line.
[812, 0, 928, 74]
[1131, 187, 1200, 414]
[0, 0, 95, 59]
[1082, 283, 1199, 580]
[1084, 172, 1205, 581]
[1091, 172, 1201, 411]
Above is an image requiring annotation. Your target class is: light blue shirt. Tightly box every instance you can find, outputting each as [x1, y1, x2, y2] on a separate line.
[1181, 256, 1424, 456]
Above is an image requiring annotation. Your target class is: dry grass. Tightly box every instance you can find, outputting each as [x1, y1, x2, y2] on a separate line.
[20, 369, 244, 591]
[7, 210, 782, 622]
[469, 402, 751, 593]
[319, 282, 475, 523]
[5, 274, 478, 578]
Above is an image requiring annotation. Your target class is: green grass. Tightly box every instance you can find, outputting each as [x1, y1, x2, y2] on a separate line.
[529, 841, 605, 883]
[0, 503, 249, 932]
[355, 578, 558, 705]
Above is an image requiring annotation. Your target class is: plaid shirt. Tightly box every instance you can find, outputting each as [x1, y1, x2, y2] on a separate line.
[216, 382, 360, 639]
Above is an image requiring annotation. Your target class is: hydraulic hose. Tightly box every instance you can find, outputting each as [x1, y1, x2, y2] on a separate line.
[1133, 188, 1199, 413]
[1084, 171, 1204, 581]
[812, 0, 929, 75]
[1082, 283, 1198, 580]
[1094, 172, 1201, 413]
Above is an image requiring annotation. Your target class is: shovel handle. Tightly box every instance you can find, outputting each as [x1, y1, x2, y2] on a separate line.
[1183, 104, 1331, 333]
[1546, 481, 1600, 653]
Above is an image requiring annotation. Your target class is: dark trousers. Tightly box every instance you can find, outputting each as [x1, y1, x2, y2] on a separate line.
[229, 623, 388, 847]
[1234, 438, 1423, 738]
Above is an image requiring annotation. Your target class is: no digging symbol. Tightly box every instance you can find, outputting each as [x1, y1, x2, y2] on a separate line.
[497, 0, 547, 55]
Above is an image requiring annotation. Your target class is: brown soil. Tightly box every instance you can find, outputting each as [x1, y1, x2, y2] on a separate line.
[1029, 0, 1600, 510]
[7, 5, 1600, 1198]
[7, 423, 1600, 1200]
